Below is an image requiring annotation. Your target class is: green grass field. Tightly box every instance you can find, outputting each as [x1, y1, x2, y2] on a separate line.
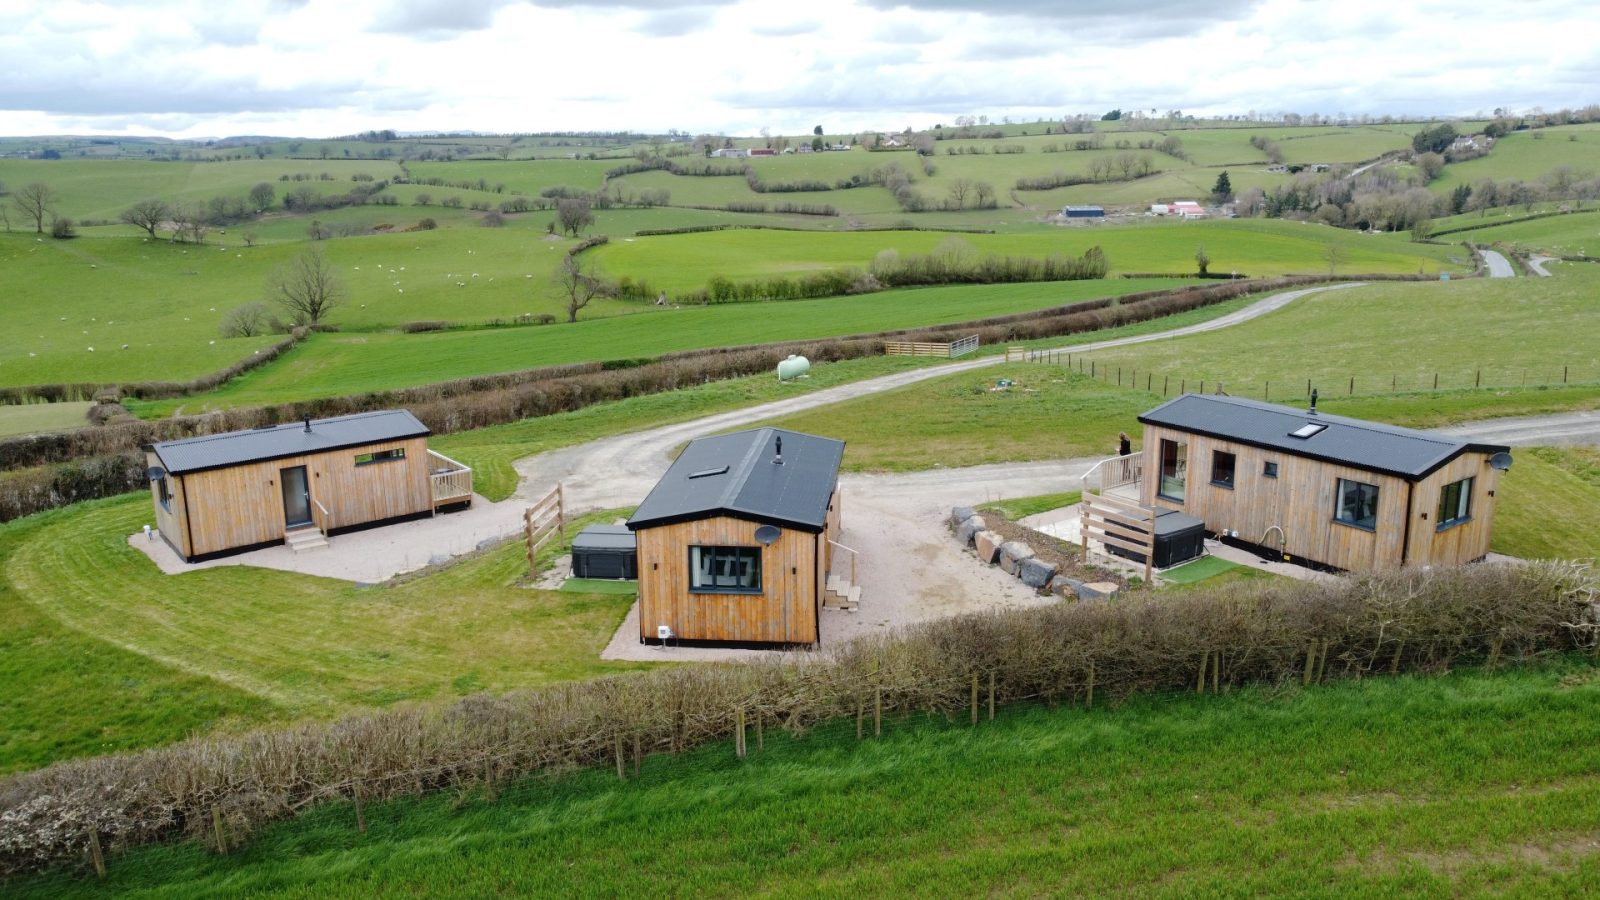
[14, 659, 1599, 897]
[0, 498, 650, 774]
[0, 402, 91, 437]
[1071, 270, 1600, 398]
[130, 278, 1183, 414]
[1434, 124, 1600, 196]
[1442, 210, 1600, 258]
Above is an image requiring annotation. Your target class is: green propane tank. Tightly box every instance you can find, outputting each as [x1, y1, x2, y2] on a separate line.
[777, 355, 811, 381]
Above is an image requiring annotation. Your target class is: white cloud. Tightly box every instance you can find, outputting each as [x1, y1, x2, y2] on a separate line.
[0, 0, 1594, 138]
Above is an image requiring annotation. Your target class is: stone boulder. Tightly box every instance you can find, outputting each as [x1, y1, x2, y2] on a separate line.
[998, 541, 1035, 575]
[973, 531, 1005, 565]
[1049, 575, 1085, 599]
[954, 515, 985, 547]
[950, 506, 978, 528]
[1075, 581, 1120, 602]
[1018, 557, 1059, 589]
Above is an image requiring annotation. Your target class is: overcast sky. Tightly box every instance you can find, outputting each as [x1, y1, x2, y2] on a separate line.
[1, 0, 1595, 139]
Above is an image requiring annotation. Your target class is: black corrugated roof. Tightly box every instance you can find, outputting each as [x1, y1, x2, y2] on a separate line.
[1138, 395, 1507, 480]
[148, 410, 430, 475]
[627, 427, 844, 532]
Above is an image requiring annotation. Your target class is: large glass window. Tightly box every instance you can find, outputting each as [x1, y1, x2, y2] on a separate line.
[1210, 450, 1236, 488]
[1437, 476, 1474, 528]
[156, 476, 172, 511]
[689, 546, 762, 592]
[1335, 478, 1379, 530]
[1158, 439, 1187, 502]
[355, 448, 406, 466]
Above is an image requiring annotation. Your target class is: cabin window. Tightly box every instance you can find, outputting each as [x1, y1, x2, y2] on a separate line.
[1437, 476, 1474, 529]
[689, 546, 763, 593]
[1210, 450, 1236, 488]
[1263, 461, 1279, 478]
[156, 476, 172, 511]
[355, 448, 406, 466]
[1334, 478, 1379, 530]
[1158, 439, 1187, 502]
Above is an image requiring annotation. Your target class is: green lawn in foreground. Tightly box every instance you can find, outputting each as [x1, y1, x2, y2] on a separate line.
[0, 498, 650, 772]
[15, 660, 1598, 897]
[132, 278, 1183, 414]
[0, 401, 92, 437]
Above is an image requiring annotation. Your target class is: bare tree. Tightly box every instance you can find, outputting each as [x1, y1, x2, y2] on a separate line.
[220, 302, 274, 337]
[974, 181, 996, 208]
[946, 178, 973, 210]
[557, 197, 593, 236]
[12, 182, 55, 234]
[553, 252, 607, 323]
[120, 199, 170, 238]
[1326, 244, 1345, 276]
[267, 246, 345, 325]
[1195, 243, 1211, 276]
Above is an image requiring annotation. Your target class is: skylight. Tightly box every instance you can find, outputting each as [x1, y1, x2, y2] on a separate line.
[689, 465, 730, 479]
[1290, 422, 1328, 439]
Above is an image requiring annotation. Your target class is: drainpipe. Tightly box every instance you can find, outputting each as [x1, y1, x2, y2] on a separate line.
[1399, 481, 1415, 566]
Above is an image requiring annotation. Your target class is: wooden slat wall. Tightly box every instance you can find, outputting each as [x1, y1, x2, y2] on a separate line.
[179, 437, 431, 558]
[1138, 424, 1487, 571]
[1407, 454, 1501, 566]
[636, 515, 819, 644]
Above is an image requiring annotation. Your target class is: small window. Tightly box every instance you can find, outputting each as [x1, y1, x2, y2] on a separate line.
[156, 476, 172, 511]
[1158, 439, 1187, 502]
[1437, 476, 1474, 529]
[1334, 478, 1379, 530]
[355, 448, 406, 466]
[689, 546, 763, 593]
[1263, 461, 1279, 478]
[1210, 450, 1236, 488]
[1290, 422, 1328, 439]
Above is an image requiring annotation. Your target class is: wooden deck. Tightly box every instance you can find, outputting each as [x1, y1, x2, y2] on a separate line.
[427, 449, 473, 509]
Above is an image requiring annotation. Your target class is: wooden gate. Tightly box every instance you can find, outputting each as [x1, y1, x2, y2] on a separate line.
[523, 484, 566, 576]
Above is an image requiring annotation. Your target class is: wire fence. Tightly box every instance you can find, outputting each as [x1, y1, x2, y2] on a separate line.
[3, 562, 1596, 883]
[1014, 349, 1600, 401]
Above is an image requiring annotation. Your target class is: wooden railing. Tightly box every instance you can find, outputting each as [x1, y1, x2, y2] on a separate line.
[427, 449, 473, 508]
[828, 539, 859, 590]
[1079, 491, 1157, 583]
[886, 334, 980, 358]
[523, 484, 566, 576]
[312, 497, 333, 532]
[1081, 452, 1142, 498]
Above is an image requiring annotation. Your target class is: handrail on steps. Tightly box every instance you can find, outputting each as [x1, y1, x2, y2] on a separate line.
[827, 539, 858, 588]
[312, 497, 333, 532]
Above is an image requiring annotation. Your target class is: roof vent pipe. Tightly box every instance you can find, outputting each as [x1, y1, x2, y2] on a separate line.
[773, 435, 783, 465]
[304, 415, 313, 433]
[1308, 388, 1319, 416]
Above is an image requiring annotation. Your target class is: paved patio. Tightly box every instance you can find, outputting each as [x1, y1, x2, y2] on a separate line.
[127, 494, 528, 583]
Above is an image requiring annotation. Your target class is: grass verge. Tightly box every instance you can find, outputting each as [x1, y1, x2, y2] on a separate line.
[14, 659, 1599, 897]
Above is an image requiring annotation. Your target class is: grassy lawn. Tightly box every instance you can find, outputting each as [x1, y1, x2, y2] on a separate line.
[0, 497, 652, 772]
[1493, 447, 1600, 560]
[977, 490, 1080, 520]
[0, 401, 91, 437]
[1442, 209, 1600, 258]
[15, 659, 1599, 897]
[1433, 124, 1600, 195]
[1071, 271, 1600, 398]
[130, 278, 1181, 414]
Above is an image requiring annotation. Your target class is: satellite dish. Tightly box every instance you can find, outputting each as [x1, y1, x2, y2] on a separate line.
[754, 524, 782, 545]
[1489, 451, 1514, 471]
[145, 466, 167, 481]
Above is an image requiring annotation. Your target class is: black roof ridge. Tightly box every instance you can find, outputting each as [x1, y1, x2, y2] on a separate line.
[152, 409, 421, 450]
[1168, 394, 1463, 445]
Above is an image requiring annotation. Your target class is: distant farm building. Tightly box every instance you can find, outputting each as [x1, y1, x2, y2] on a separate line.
[627, 427, 847, 646]
[1063, 205, 1105, 219]
[748, 147, 776, 157]
[1151, 201, 1206, 219]
[1131, 394, 1511, 571]
[710, 148, 749, 158]
[144, 410, 472, 562]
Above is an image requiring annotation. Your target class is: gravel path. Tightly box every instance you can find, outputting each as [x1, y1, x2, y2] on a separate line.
[1527, 255, 1557, 276]
[1481, 249, 1516, 277]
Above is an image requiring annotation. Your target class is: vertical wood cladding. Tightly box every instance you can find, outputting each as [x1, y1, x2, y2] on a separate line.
[1139, 425, 1498, 570]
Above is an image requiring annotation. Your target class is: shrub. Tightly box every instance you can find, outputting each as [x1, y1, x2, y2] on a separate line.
[49, 217, 76, 239]
[218, 302, 275, 338]
[399, 321, 453, 333]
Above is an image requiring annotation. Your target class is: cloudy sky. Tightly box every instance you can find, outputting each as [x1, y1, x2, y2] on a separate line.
[0, 0, 1594, 138]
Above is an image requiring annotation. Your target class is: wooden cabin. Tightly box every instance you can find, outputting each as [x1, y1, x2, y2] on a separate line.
[627, 427, 844, 646]
[1134, 395, 1512, 571]
[144, 410, 473, 562]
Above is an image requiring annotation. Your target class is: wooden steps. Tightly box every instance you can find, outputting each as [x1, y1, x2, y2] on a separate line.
[284, 525, 329, 553]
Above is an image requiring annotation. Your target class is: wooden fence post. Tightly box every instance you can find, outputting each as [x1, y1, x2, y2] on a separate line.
[1302, 642, 1317, 686]
[1085, 662, 1095, 708]
[211, 806, 227, 855]
[87, 829, 106, 879]
[874, 687, 883, 737]
[856, 696, 865, 739]
[755, 713, 764, 752]
[735, 708, 747, 758]
[970, 672, 979, 725]
[1196, 651, 1208, 694]
[988, 670, 996, 721]
[617, 732, 628, 777]
[354, 780, 368, 832]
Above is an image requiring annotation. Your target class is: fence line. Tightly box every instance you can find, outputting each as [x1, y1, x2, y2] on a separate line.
[523, 484, 565, 576]
[886, 334, 981, 358]
[1012, 351, 1600, 401]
